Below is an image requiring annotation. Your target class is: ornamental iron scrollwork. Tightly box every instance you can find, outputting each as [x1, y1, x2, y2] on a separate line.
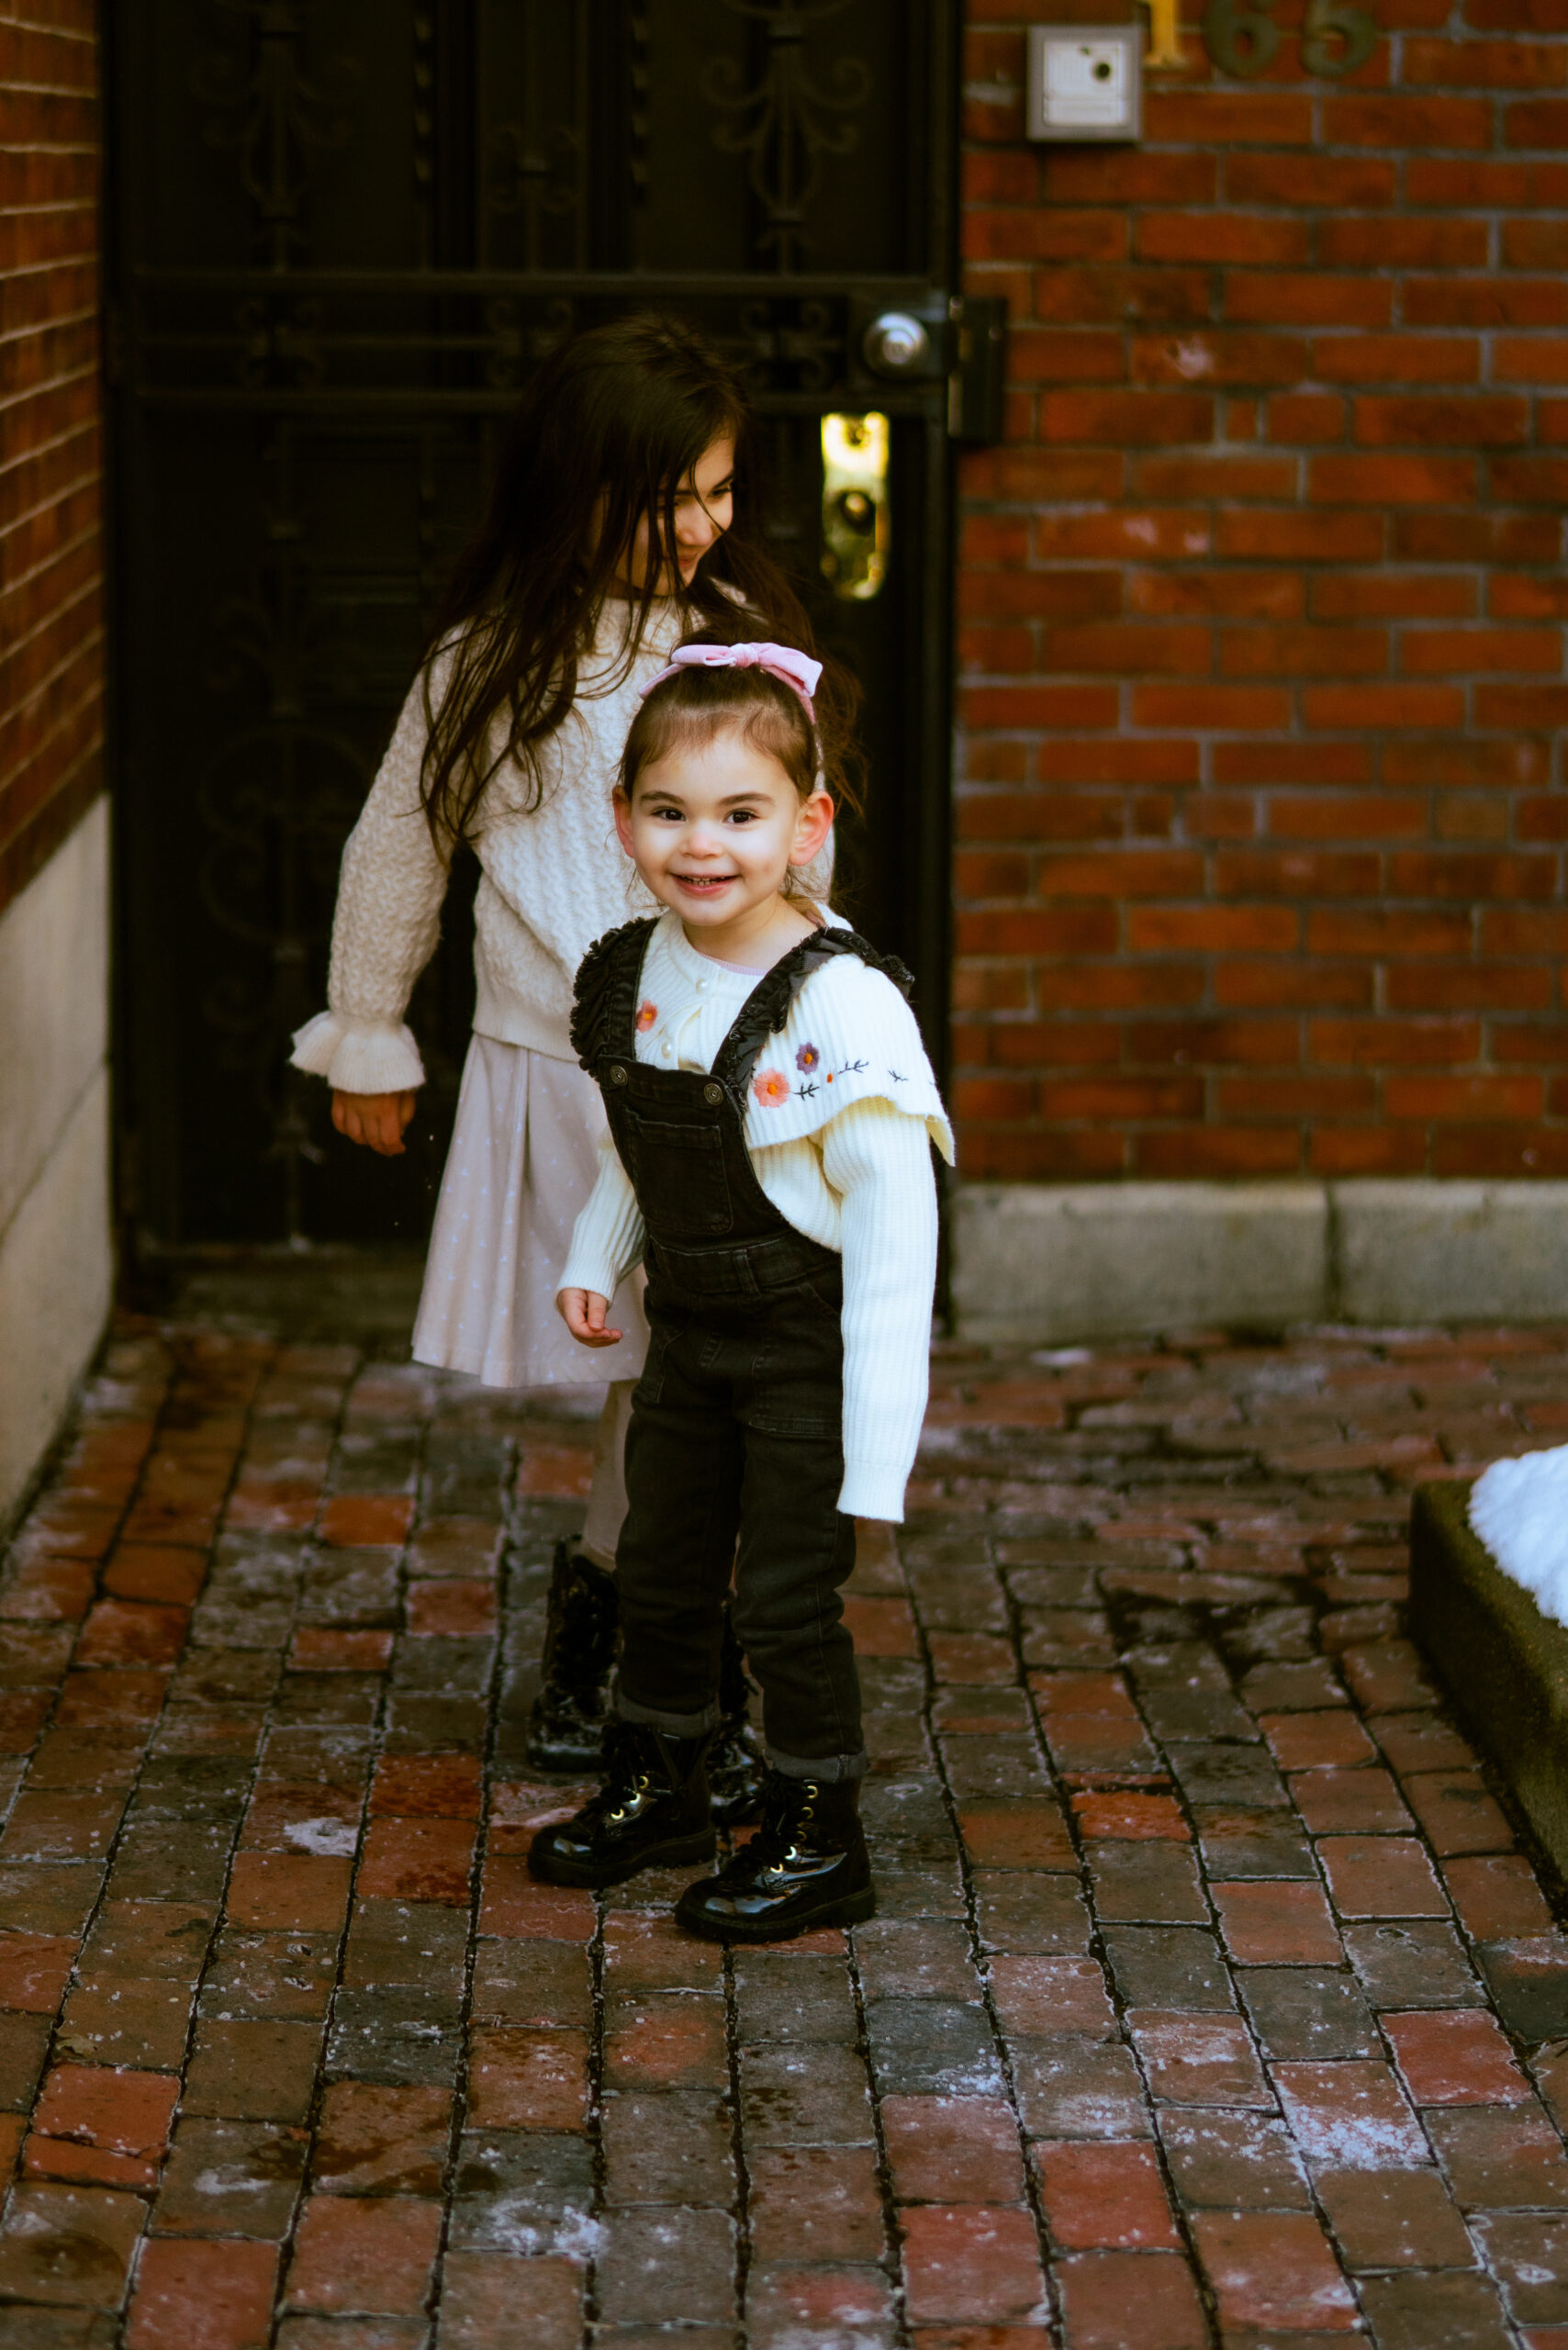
[481, 4, 591, 270]
[487, 124, 583, 254]
[735, 296, 843, 392]
[701, 0, 872, 271]
[194, 0, 360, 271]
[483, 293, 576, 389]
[234, 293, 327, 388]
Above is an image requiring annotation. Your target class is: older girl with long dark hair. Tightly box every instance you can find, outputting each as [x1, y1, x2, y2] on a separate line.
[290, 314, 852, 1793]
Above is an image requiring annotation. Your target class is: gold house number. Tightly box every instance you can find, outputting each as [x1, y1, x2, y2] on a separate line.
[1200, 0, 1378, 76]
[1143, 0, 1186, 67]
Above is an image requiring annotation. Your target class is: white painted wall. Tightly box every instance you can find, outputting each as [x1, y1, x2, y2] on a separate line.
[0, 800, 113, 1521]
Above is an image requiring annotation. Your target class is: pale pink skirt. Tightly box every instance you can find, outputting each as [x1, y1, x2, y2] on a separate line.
[411, 1036, 650, 1390]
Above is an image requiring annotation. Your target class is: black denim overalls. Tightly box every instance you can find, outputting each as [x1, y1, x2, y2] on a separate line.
[570, 915, 913, 1779]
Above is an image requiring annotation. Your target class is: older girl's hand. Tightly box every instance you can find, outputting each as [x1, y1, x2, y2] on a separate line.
[331, 1090, 417, 1157]
[557, 1289, 623, 1348]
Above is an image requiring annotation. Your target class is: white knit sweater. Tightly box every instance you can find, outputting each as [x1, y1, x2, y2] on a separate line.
[291, 599, 833, 1091]
[560, 913, 955, 1524]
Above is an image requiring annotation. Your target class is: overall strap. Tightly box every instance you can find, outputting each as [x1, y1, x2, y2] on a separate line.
[711, 924, 914, 1106]
[569, 916, 658, 1072]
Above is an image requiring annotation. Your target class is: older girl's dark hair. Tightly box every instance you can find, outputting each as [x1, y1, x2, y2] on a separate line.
[619, 637, 861, 817]
[419, 311, 857, 848]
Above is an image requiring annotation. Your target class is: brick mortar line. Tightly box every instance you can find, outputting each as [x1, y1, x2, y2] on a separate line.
[0, 587, 103, 664]
[2, 702, 110, 800]
[384, 1370, 494, 2349]
[844, 1913, 913, 2349]
[0, 578, 104, 668]
[718, 1939, 753, 2345]
[493, 1411, 610, 2340]
[1012, 1489, 1233, 2349]
[917, 1543, 1076, 2349]
[581, 1896, 608, 2335]
[0, 376, 104, 427]
[180, 1330, 323, 2350]
[1099, 1555, 1373, 2339]
[172, 1335, 421, 2336]
[0, 307, 103, 344]
[0, 449, 103, 504]
[0, 378, 103, 430]
[0, 258, 106, 288]
[0, 502, 103, 562]
[0, 681, 106, 770]
[44, 1328, 269, 2344]
[0, 755, 107, 884]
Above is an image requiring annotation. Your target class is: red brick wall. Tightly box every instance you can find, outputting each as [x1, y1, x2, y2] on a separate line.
[955, 0, 1568, 1181]
[0, 1, 103, 917]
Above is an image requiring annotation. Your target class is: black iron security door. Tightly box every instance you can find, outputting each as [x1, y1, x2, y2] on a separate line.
[108, 0, 992, 1248]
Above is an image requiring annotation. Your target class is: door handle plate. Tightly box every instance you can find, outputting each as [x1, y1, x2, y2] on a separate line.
[821, 411, 889, 602]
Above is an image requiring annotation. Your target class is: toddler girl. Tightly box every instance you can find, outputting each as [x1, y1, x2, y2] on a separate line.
[528, 640, 952, 1942]
[289, 315, 844, 1792]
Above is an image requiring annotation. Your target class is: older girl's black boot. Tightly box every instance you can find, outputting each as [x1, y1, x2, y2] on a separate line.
[525, 1543, 617, 1772]
[675, 1768, 874, 1942]
[528, 1720, 715, 1888]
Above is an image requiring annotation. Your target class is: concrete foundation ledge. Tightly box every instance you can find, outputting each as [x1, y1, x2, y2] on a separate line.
[1410, 1480, 1568, 1906]
[949, 1177, 1568, 1343]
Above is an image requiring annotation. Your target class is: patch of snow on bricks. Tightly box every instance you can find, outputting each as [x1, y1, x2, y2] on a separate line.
[284, 1818, 359, 1855]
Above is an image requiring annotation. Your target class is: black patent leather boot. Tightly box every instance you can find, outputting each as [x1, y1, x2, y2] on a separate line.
[528, 1720, 716, 1888]
[675, 1768, 874, 1942]
[525, 1543, 618, 1773]
[706, 1603, 766, 1828]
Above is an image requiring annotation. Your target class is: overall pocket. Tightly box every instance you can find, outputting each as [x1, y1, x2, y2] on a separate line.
[623, 1113, 734, 1237]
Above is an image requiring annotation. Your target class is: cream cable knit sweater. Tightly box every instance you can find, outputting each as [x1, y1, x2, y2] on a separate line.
[292, 599, 834, 1092]
[560, 913, 954, 1524]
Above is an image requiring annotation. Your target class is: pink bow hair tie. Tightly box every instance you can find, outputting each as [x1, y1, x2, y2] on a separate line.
[640, 640, 823, 715]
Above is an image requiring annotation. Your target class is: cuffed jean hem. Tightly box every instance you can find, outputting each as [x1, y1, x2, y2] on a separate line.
[615, 1692, 721, 1737]
[767, 1744, 868, 1783]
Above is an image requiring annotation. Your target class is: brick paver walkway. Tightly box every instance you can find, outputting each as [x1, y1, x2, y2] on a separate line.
[3, 1315, 1568, 2346]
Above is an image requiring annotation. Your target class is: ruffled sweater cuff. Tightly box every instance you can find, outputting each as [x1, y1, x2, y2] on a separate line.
[290, 1011, 425, 1094]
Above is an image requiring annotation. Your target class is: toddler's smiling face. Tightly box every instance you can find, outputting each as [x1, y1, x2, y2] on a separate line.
[613, 723, 833, 964]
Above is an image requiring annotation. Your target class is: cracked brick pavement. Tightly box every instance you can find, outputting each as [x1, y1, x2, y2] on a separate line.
[3, 1315, 1568, 2346]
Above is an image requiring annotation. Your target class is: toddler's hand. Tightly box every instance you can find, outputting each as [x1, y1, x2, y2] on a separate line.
[557, 1289, 622, 1348]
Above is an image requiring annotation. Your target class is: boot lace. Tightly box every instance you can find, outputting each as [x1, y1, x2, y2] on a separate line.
[751, 1778, 819, 1870]
[577, 1725, 655, 1829]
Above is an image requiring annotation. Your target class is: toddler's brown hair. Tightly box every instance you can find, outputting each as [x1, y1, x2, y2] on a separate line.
[618, 632, 861, 814]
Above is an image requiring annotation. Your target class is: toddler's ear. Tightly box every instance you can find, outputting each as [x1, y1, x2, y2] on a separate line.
[790, 788, 834, 867]
[611, 787, 636, 858]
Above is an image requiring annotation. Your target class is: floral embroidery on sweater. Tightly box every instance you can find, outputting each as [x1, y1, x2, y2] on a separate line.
[796, 1042, 820, 1073]
[753, 1069, 790, 1108]
[635, 1000, 658, 1032]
